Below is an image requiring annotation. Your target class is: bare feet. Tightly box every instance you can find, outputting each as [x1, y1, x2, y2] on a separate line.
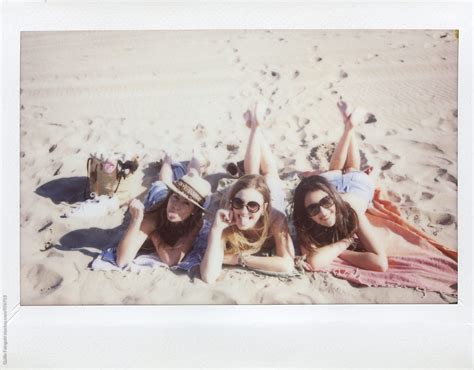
[337, 100, 356, 130]
[337, 100, 350, 119]
[188, 150, 210, 176]
[243, 103, 266, 129]
[243, 109, 252, 128]
[163, 152, 172, 166]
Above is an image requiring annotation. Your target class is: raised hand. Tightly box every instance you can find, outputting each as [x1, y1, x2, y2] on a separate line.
[212, 209, 235, 231]
[128, 199, 144, 224]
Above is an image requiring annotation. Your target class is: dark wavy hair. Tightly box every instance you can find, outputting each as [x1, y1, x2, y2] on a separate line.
[145, 191, 203, 246]
[292, 175, 358, 253]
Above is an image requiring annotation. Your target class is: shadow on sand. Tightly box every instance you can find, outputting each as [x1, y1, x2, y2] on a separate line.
[35, 176, 89, 204]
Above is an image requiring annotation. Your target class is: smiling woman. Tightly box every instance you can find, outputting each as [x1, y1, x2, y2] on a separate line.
[200, 104, 295, 283]
[292, 100, 387, 272]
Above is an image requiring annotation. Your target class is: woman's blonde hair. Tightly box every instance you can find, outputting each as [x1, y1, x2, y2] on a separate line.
[222, 174, 272, 255]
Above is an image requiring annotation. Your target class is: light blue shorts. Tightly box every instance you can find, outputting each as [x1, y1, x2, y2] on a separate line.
[265, 176, 287, 215]
[320, 170, 375, 204]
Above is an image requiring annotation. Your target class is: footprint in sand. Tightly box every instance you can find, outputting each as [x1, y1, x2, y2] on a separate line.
[364, 54, 378, 61]
[381, 161, 395, 171]
[435, 213, 456, 226]
[402, 194, 414, 205]
[385, 129, 398, 136]
[321, 82, 333, 90]
[435, 168, 457, 186]
[387, 172, 407, 183]
[363, 143, 379, 155]
[193, 123, 207, 140]
[420, 192, 435, 200]
[122, 295, 141, 304]
[437, 118, 457, 133]
[226, 143, 240, 152]
[53, 163, 63, 176]
[387, 190, 402, 203]
[339, 70, 348, 79]
[27, 264, 63, 296]
[270, 71, 280, 79]
[308, 143, 336, 169]
[298, 130, 307, 144]
[410, 141, 444, 154]
[47, 250, 64, 258]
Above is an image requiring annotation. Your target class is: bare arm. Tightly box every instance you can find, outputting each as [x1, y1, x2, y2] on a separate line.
[200, 224, 226, 283]
[116, 200, 154, 267]
[222, 212, 295, 273]
[338, 249, 388, 272]
[302, 238, 353, 271]
[237, 212, 295, 272]
[200, 209, 234, 283]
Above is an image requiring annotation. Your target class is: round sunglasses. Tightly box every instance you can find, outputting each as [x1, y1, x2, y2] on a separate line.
[305, 195, 334, 217]
[231, 197, 261, 213]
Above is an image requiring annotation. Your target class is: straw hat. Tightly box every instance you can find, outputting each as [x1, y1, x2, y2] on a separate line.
[164, 172, 211, 210]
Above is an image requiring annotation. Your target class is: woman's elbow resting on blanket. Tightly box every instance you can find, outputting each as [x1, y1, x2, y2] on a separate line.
[306, 253, 332, 271]
[277, 256, 295, 273]
[116, 253, 131, 268]
[372, 257, 389, 272]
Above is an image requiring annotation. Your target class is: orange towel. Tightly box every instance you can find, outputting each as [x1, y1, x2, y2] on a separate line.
[327, 187, 457, 295]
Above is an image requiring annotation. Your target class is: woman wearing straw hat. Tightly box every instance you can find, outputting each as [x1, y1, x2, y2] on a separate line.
[200, 104, 295, 283]
[116, 153, 212, 271]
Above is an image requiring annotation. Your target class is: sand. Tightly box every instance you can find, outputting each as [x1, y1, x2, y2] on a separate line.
[19, 30, 458, 305]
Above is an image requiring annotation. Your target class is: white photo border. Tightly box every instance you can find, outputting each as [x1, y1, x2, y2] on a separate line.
[2, 1, 472, 368]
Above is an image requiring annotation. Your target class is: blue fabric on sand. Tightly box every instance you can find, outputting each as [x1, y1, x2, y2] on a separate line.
[91, 161, 211, 272]
[320, 170, 375, 204]
[91, 220, 211, 273]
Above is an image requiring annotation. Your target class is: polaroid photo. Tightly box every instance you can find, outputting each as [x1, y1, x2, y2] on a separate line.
[2, 1, 472, 368]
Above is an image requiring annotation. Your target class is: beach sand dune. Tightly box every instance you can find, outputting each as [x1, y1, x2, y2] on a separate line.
[20, 30, 458, 304]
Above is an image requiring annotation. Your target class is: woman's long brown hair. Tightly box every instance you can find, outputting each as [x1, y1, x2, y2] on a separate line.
[222, 174, 272, 255]
[292, 175, 358, 254]
[145, 192, 203, 246]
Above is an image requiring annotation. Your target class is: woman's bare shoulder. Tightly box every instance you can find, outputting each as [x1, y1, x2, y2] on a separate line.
[141, 213, 157, 235]
[269, 209, 289, 230]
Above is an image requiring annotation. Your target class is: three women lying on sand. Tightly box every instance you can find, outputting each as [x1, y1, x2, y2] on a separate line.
[116, 100, 387, 283]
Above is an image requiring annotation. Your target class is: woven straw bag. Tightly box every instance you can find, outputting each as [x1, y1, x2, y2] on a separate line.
[86, 155, 141, 203]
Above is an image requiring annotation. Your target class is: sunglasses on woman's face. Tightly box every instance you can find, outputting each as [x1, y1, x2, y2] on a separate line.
[231, 197, 261, 213]
[306, 195, 334, 217]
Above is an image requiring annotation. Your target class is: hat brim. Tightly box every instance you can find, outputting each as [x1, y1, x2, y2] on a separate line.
[164, 179, 208, 212]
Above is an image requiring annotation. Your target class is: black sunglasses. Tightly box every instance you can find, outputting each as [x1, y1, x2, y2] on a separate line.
[231, 197, 261, 213]
[306, 195, 334, 217]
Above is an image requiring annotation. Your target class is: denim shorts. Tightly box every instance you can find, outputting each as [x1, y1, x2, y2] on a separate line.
[320, 170, 375, 204]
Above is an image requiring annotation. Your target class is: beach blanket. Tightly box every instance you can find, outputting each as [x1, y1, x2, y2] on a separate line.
[91, 220, 212, 273]
[326, 188, 458, 295]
